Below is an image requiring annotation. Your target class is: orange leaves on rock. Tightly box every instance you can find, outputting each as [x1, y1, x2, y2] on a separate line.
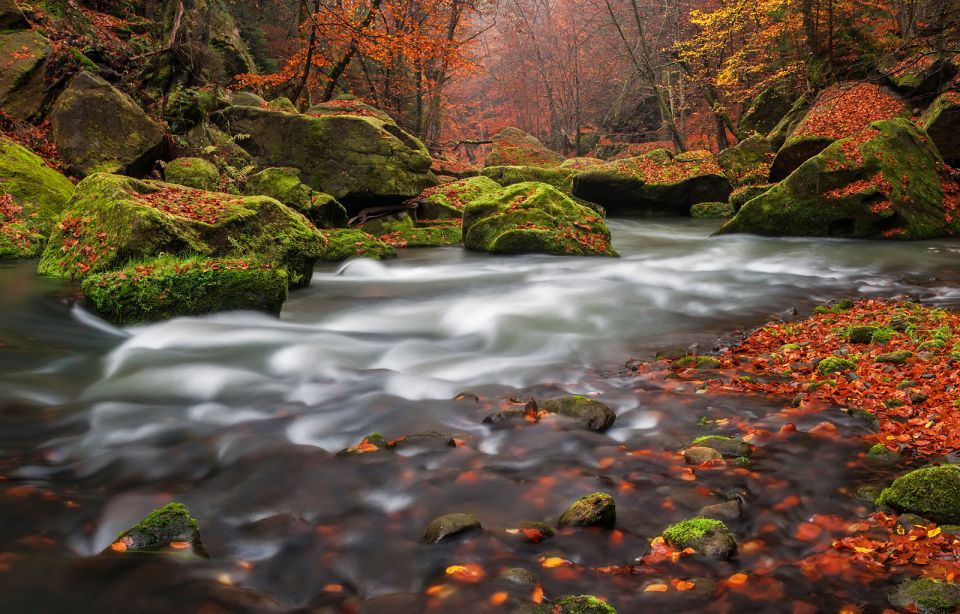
[135, 186, 241, 225]
[793, 83, 907, 141]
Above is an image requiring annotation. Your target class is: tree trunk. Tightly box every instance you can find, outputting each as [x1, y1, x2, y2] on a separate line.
[322, 0, 385, 102]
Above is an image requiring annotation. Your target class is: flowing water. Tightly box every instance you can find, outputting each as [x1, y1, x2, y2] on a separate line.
[2, 219, 960, 612]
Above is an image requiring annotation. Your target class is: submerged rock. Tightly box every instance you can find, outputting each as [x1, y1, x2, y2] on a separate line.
[689, 435, 750, 458]
[865, 443, 901, 465]
[662, 517, 736, 559]
[164, 157, 220, 191]
[699, 499, 742, 521]
[51, 72, 167, 178]
[683, 446, 723, 465]
[484, 127, 564, 168]
[888, 577, 960, 614]
[572, 149, 732, 216]
[558, 492, 616, 528]
[107, 502, 203, 554]
[0, 137, 74, 259]
[717, 119, 960, 239]
[877, 465, 960, 524]
[538, 396, 616, 432]
[421, 513, 482, 543]
[496, 567, 539, 586]
[462, 182, 616, 257]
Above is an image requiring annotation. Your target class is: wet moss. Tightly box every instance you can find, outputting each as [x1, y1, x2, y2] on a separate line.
[877, 465, 960, 524]
[112, 502, 201, 552]
[866, 443, 901, 465]
[662, 517, 736, 558]
[318, 228, 396, 261]
[533, 595, 617, 614]
[817, 357, 857, 374]
[690, 202, 735, 218]
[690, 435, 750, 458]
[888, 577, 960, 614]
[164, 157, 220, 190]
[558, 492, 616, 528]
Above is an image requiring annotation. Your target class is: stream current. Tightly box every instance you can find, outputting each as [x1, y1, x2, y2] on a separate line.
[2, 218, 960, 612]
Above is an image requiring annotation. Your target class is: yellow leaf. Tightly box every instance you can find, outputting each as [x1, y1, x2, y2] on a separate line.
[644, 583, 669, 592]
[928, 528, 942, 538]
[853, 546, 874, 553]
[540, 557, 569, 568]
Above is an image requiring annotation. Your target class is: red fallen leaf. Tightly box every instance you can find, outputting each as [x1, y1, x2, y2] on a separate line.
[168, 541, 191, 549]
[672, 579, 695, 591]
[795, 522, 824, 542]
[519, 528, 544, 543]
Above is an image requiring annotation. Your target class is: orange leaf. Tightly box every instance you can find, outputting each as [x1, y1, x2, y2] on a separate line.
[644, 583, 669, 592]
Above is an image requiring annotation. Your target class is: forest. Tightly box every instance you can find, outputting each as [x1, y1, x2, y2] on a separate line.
[1, 0, 960, 612]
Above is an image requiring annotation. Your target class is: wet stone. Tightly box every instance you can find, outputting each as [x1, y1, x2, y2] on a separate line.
[698, 499, 741, 521]
[663, 517, 736, 559]
[421, 513, 482, 543]
[558, 492, 616, 528]
[683, 446, 723, 465]
[513, 521, 555, 542]
[107, 502, 203, 554]
[482, 409, 527, 425]
[453, 391, 479, 402]
[888, 577, 960, 614]
[496, 567, 539, 586]
[538, 396, 616, 432]
[689, 435, 751, 458]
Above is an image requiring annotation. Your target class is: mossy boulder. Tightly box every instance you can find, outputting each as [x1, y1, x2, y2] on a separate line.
[50, 72, 167, 178]
[0, 29, 50, 120]
[183, 121, 254, 169]
[318, 228, 396, 261]
[718, 135, 774, 185]
[572, 150, 732, 215]
[267, 97, 297, 113]
[82, 257, 288, 324]
[922, 91, 960, 166]
[483, 165, 576, 192]
[560, 157, 605, 171]
[38, 173, 325, 287]
[305, 98, 394, 122]
[674, 355, 721, 369]
[533, 595, 617, 614]
[770, 83, 908, 181]
[690, 435, 750, 458]
[377, 222, 462, 248]
[484, 127, 564, 168]
[538, 396, 616, 432]
[889, 577, 960, 614]
[877, 465, 960, 524]
[739, 85, 796, 136]
[163, 157, 220, 191]
[883, 53, 959, 101]
[717, 119, 960, 239]
[246, 167, 348, 228]
[663, 517, 736, 559]
[416, 175, 501, 220]
[767, 94, 810, 149]
[729, 184, 773, 210]
[684, 446, 723, 465]
[0, 137, 74, 259]
[462, 182, 616, 257]
[421, 512, 482, 543]
[107, 502, 202, 553]
[558, 492, 616, 527]
[0, 0, 29, 29]
[866, 443, 901, 465]
[690, 202, 735, 218]
[228, 91, 265, 107]
[216, 104, 436, 211]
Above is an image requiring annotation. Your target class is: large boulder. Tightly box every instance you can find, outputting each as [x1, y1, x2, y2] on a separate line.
[767, 94, 810, 149]
[0, 137, 74, 259]
[0, 0, 29, 29]
[483, 127, 564, 168]
[877, 465, 960, 524]
[572, 149, 732, 215]
[50, 72, 167, 178]
[462, 182, 616, 256]
[216, 104, 436, 212]
[883, 53, 959, 101]
[718, 135, 774, 186]
[717, 118, 960, 239]
[305, 98, 393, 122]
[415, 175, 501, 220]
[739, 85, 796, 136]
[0, 30, 50, 119]
[922, 91, 960, 166]
[246, 167, 348, 228]
[82, 256, 288, 324]
[770, 83, 908, 181]
[38, 173, 325, 287]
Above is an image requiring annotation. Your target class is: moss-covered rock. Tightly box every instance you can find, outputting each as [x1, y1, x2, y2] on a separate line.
[877, 465, 960, 524]
[690, 202, 735, 218]
[739, 85, 797, 136]
[462, 182, 616, 257]
[107, 502, 202, 553]
[883, 53, 959, 101]
[163, 157, 220, 190]
[82, 256, 288, 324]
[484, 127, 564, 168]
[572, 150, 732, 215]
[228, 90, 265, 107]
[683, 446, 723, 464]
[674, 355, 721, 369]
[922, 91, 960, 166]
[876, 350, 912, 364]
[377, 221, 462, 248]
[318, 228, 396, 261]
[0, 29, 50, 120]
[246, 167, 348, 228]
[729, 184, 773, 210]
[50, 72, 167, 178]
[38, 173, 325, 287]
[770, 83, 908, 181]
[0, 0, 29, 29]
[482, 165, 603, 211]
[767, 94, 810, 149]
[558, 492, 616, 527]
[817, 357, 857, 374]
[560, 157, 605, 171]
[866, 443, 901, 465]
[662, 517, 736, 559]
[216, 104, 436, 211]
[690, 435, 750, 458]
[421, 512, 482, 543]
[267, 97, 297, 113]
[183, 121, 254, 168]
[717, 119, 960, 239]
[305, 98, 394, 122]
[416, 175, 501, 220]
[538, 396, 616, 432]
[888, 577, 960, 614]
[0, 137, 74, 259]
[718, 135, 774, 185]
[533, 595, 617, 614]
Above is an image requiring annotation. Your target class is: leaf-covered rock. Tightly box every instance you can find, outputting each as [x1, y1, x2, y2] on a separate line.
[717, 119, 960, 239]
[39, 173, 325, 287]
[484, 127, 564, 168]
[462, 182, 616, 256]
[0, 137, 74, 259]
[50, 72, 167, 178]
[718, 135, 774, 185]
[82, 257, 288, 324]
[246, 167, 348, 228]
[0, 30, 50, 120]
[922, 91, 960, 166]
[415, 175, 501, 220]
[318, 228, 396, 261]
[770, 82, 908, 181]
[572, 150, 732, 215]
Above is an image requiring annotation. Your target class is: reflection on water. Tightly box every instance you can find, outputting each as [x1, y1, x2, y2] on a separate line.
[1, 219, 959, 611]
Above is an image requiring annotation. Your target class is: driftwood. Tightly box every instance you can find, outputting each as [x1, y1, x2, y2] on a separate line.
[348, 201, 419, 226]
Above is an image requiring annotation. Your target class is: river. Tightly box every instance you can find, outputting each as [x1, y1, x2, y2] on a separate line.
[1, 218, 959, 611]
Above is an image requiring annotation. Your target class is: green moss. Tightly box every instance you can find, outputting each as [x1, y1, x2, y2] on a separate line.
[877, 465, 960, 524]
[817, 357, 857, 374]
[876, 350, 912, 364]
[690, 435, 750, 457]
[534, 595, 617, 614]
[318, 228, 396, 261]
[378, 223, 462, 248]
[730, 184, 773, 210]
[114, 502, 201, 552]
[267, 97, 297, 113]
[674, 355, 721, 369]
[246, 167, 348, 228]
[81, 256, 288, 324]
[557, 492, 616, 527]
[662, 517, 736, 558]
[889, 577, 960, 613]
[866, 443, 900, 464]
[717, 135, 773, 186]
[690, 201, 735, 218]
[417, 176, 500, 220]
[164, 157, 220, 190]
[462, 182, 616, 257]
[484, 127, 564, 168]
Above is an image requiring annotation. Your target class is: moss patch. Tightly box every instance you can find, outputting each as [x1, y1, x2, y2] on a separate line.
[164, 157, 220, 191]
[111, 502, 200, 552]
[663, 517, 736, 558]
[878, 465, 960, 524]
[318, 228, 396, 261]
